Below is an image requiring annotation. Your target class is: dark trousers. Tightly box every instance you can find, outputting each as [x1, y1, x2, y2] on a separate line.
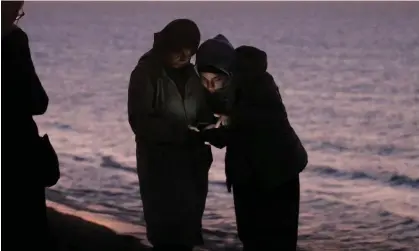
[30, 187, 51, 250]
[232, 176, 300, 251]
[13, 185, 50, 250]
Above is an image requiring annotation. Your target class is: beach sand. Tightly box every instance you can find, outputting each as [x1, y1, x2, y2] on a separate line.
[47, 201, 150, 251]
[47, 201, 305, 251]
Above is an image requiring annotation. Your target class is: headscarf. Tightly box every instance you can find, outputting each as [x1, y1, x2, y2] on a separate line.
[153, 19, 201, 56]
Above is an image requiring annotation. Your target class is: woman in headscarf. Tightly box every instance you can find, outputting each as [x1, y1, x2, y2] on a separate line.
[196, 38, 308, 251]
[128, 19, 215, 251]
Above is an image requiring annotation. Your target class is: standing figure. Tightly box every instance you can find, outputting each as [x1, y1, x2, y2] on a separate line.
[196, 38, 308, 251]
[128, 19, 214, 251]
[2, 1, 58, 250]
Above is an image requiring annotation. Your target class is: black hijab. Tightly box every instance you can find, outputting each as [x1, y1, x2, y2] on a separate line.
[152, 19, 201, 99]
[153, 19, 200, 57]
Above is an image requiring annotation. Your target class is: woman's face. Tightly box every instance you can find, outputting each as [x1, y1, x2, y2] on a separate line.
[167, 48, 193, 68]
[200, 72, 228, 93]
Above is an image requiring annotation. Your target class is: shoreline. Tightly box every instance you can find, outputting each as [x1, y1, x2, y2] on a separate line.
[47, 201, 151, 251]
[46, 201, 306, 251]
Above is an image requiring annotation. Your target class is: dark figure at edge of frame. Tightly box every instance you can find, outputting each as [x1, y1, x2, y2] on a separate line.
[2, 1, 60, 250]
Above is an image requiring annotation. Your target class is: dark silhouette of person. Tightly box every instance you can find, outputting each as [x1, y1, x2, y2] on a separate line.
[127, 19, 215, 251]
[2, 1, 58, 250]
[196, 40, 308, 251]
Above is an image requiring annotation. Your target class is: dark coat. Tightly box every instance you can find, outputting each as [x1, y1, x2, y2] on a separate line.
[226, 46, 308, 189]
[127, 50, 214, 246]
[199, 45, 308, 190]
[2, 26, 49, 177]
[2, 26, 50, 248]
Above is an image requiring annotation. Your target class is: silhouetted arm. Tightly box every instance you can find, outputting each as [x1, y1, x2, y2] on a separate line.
[128, 65, 186, 143]
[16, 29, 49, 115]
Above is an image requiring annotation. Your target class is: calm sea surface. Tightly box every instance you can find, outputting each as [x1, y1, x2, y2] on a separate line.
[22, 2, 419, 250]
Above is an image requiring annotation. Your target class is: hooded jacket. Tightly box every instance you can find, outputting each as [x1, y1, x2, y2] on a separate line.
[196, 34, 235, 76]
[225, 45, 308, 188]
[198, 45, 308, 189]
[195, 34, 236, 114]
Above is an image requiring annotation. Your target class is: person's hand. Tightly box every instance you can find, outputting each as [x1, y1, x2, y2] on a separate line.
[219, 115, 230, 126]
[214, 114, 229, 128]
[188, 125, 200, 132]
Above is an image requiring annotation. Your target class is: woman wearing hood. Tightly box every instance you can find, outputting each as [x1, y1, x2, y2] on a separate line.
[127, 19, 214, 251]
[196, 38, 308, 251]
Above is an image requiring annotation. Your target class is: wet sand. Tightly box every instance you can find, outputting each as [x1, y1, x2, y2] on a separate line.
[47, 203, 150, 251]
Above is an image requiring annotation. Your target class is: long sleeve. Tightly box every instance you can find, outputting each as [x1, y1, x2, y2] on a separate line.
[128, 65, 186, 144]
[16, 30, 49, 115]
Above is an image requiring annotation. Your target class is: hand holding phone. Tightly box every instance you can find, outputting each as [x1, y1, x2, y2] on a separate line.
[188, 125, 200, 132]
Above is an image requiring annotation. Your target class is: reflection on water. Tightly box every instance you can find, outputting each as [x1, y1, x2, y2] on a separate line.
[24, 1, 419, 250]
